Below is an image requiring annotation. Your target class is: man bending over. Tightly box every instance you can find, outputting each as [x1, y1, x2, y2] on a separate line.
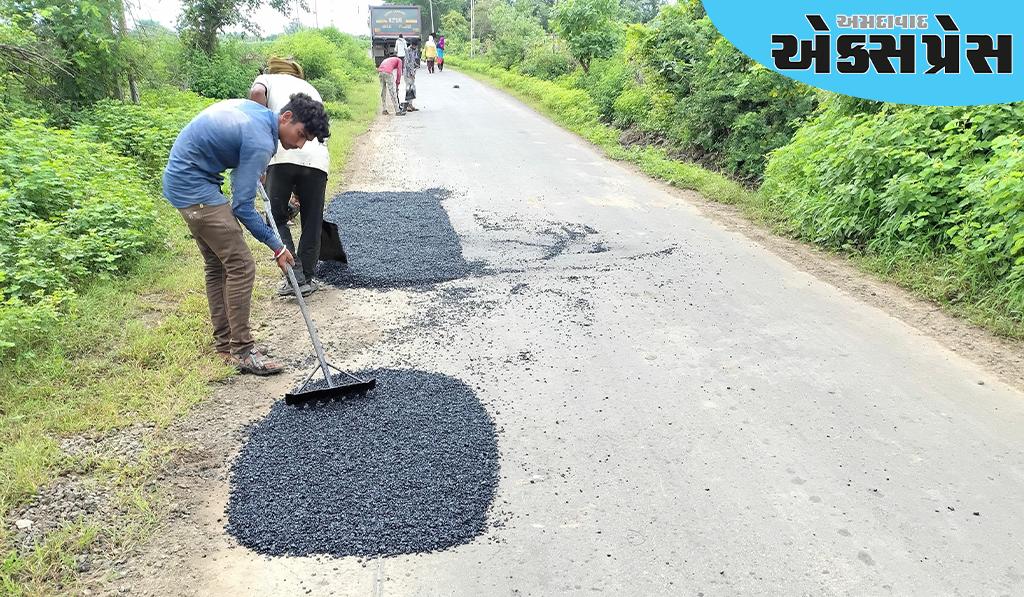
[162, 94, 330, 375]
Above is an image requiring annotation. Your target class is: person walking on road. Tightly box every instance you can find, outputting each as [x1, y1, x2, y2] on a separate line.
[249, 57, 331, 298]
[378, 55, 405, 116]
[424, 35, 437, 73]
[402, 43, 420, 112]
[162, 94, 329, 375]
[437, 34, 446, 72]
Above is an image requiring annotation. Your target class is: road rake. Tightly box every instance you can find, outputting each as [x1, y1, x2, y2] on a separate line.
[258, 182, 376, 407]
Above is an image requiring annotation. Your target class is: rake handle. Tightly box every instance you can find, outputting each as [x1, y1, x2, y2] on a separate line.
[257, 182, 336, 389]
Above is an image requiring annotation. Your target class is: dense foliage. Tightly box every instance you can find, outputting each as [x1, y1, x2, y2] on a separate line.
[552, 0, 621, 73]
[270, 28, 375, 102]
[0, 120, 159, 357]
[764, 102, 1024, 316]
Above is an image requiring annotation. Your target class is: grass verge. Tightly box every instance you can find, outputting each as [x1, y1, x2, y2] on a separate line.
[449, 57, 1024, 339]
[0, 77, 380, 596]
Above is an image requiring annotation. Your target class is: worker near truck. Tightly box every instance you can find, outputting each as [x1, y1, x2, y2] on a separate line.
[378, 55, 405, 116]
[394, 33, 408, 60]
[249, 57, 331, 298]
[162, 94, 330, 375]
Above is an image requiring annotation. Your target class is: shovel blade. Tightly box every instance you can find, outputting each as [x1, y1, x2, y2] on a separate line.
[320, 220, 348, 263]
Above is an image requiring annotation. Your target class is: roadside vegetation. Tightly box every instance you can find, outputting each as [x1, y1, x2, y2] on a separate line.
[442, 0, 1024, 337]
[0, 1, 377, 593]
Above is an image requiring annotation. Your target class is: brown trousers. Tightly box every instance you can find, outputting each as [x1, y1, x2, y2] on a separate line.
[178, 203, 256, 357]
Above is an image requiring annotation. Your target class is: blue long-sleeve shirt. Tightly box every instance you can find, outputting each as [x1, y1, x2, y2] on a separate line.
[162, 99, 283, 252]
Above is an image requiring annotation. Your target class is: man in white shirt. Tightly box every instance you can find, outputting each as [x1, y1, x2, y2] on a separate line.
[249, 58, 330, 297]
[394, 34, 407, 59]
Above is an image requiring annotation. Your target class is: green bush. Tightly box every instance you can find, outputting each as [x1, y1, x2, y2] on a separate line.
[574, 56, 630, 119]
[323, 101, 352, 121]
[270, 29, 376, 102]
[77, 88, 213, 178]
[0, 119, 160, 361]
[184, 39, 267, 99]
[271, 30, 340, 82]
[763, 102, 1024, 318]
[484, 3, 547, 69]
[309, 76, 345, 102]
[518, 42, 575, 81]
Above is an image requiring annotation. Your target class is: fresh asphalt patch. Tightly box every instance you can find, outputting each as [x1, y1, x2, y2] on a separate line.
[226, 368, 500, 558]
[317, 189, 482, 289]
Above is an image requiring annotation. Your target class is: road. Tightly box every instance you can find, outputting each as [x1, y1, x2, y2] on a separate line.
[132, 69, 1024, 596]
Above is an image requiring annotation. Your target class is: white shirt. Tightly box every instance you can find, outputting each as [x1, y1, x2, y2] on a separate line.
[395, 37, 408, 57]
[253, 74, 330, 174]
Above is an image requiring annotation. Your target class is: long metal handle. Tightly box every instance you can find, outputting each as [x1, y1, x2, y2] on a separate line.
[257, 182, 336, 388]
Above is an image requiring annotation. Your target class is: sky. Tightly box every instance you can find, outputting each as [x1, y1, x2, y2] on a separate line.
[130, 0, 385, 37]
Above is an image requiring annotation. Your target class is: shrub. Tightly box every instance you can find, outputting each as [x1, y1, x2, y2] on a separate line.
[0, 119, 160, 361]
[184, 39, 267, 99]
[518, 41, 575, 80]
[323, 101, 352, 121]
[551, 0, 623, 73]
[271, 30, 339, 81]
[574, 56, 630, 119]
[485, 3, 547, 69]
[270, 29, 376, 102]
[763, 102, 1024, 316]
[309, 75, 346, 102]
[77, 88, 213, 178]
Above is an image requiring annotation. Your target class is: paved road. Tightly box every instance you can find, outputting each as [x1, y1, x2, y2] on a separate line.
[192, 69, 1024, 596]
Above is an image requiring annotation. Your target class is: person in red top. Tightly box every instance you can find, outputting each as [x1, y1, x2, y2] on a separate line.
[377, 55, 405, 116]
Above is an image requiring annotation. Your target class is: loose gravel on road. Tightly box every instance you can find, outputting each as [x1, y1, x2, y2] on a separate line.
[317, 189, 479, 289]
[226, 368, 500, 558]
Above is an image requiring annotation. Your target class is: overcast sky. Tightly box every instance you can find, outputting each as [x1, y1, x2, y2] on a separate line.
[130, 0, 385, 37]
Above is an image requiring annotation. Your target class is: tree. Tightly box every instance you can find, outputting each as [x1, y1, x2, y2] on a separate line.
[487, 2, 545, 68]
[552, 0, 622, 73]
[440, 10, 469, 49]
[0, 0, 134, 111]
[177, 0, 299, 55]
[619, 0, 664, 24]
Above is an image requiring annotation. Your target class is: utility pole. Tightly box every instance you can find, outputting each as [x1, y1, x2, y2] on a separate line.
[313, 0, 319, 28]
[470, 0, 475, 56]
[428, 0, 435, 33]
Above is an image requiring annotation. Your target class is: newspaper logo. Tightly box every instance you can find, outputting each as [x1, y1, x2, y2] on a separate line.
[704, 2, 1021, 105]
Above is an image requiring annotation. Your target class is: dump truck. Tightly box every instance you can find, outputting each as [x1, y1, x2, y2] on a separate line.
[369, 5, 423, 66]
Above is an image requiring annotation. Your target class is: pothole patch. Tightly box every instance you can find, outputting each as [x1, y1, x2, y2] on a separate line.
[226, 368, 500, 558]
[317, 189, 482, 289]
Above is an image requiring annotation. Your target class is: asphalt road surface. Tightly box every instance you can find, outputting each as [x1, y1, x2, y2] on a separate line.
[176, 68, 1024, 596]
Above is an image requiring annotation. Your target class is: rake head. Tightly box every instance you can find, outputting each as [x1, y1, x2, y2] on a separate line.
[285, 366, 377, 407]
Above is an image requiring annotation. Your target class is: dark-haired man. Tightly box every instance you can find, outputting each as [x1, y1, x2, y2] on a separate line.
[162, 93, 330, 375]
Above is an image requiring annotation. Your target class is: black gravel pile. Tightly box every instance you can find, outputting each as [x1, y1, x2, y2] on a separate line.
[317, 189, 479, 289]
[227, 368, 500, 558]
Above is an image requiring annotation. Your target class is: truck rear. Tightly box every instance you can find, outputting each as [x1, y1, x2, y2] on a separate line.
[369, 5, 423, 66]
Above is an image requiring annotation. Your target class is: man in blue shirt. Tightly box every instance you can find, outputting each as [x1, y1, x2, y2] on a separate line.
[163, 93, 330, 375]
